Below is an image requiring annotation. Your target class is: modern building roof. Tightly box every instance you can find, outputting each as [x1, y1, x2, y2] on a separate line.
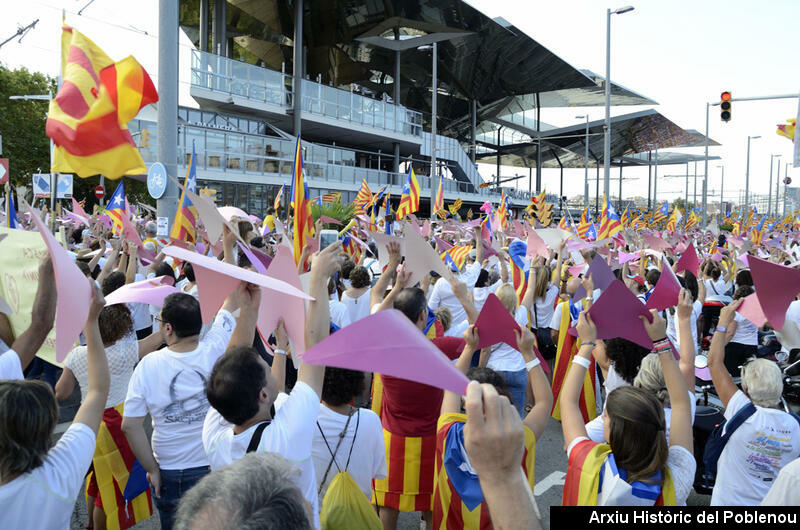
[477, 109, 720, 169]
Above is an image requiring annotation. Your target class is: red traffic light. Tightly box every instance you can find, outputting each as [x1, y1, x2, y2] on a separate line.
[721, 91, 732, 102]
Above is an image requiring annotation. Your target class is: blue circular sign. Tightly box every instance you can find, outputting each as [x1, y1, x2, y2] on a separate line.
[147, 162, 168, 199]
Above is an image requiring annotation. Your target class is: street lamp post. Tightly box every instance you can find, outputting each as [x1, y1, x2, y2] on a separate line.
[744, 135, 761, 212]
[776, 158, 781, 216]
[576, 114, 590, 207]
[603, 6, 634, 200]
[768, 154, 781, 217]
[717, 165, 725, 216]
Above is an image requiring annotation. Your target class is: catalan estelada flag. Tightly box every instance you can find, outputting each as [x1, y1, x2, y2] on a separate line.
[620, 204, 630, 227]
[510, 257, 527, 305]
[441, 245, 471, 271]
[397, 167, 420, 219]
[577, 208, 593, 240]
[563, 439, 676, 506]
[433, 176, 444, 213]
[551, 302, 597, 423]
[85, 403, 153, 528]
[105, 181, 126, 234]
[5, 189, 19, 229]
[665, 207, 682, 233]
[651, 201, 669, 225]
[170, 141, 198, 243]
[47, 26, 157, 179]
[273, 184, 284, 210]
[353, 179, 372, 214]
[777, 118, 796, 142]
[433, 412, 535, 529]
[290, 136, 314, 266]
[598, 196, 623, 240]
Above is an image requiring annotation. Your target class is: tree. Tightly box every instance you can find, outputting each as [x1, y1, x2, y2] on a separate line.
[0, 64, 55, 188]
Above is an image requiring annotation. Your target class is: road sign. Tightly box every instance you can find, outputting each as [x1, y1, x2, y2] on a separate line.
[95, 185, 105, 199]
[0, 158, 7, 185]
[32, 173, 73, 198]
[147, 162, 168, 199]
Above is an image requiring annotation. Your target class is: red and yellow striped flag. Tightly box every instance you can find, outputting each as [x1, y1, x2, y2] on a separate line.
[396, 167, 420, 219]
[290, 136, 314, 267]
[353, 179, 373, 214]
[47, 26, 157, 179]
[510, 258, 527, 305]
[551, 302, 597, 423]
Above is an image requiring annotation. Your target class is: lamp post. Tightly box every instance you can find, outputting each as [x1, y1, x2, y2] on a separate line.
[603, 5, 634, 199]
[717, 165, 725, 216]
[418, 43, 438, 206]
[768, 154, 781, 217]
[744, 135, 760, 213]
[576, 114, 590, 207]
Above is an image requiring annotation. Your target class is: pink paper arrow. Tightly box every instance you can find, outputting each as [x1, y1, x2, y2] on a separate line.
[259, 246, 308, 356]
[642, 233, 671, 251]
[302, 309, 470, 395]
[474, 294, 549, 376]
[674, 242, 699, 276]
[104, 276, 179, 307]
[748, 256, 800, 329]
[320, 215, 343, 226]
[162, 245, 312, 326]
[586, 280, 654, 350]
[23, 199, 91, 362]
[618, 251, 638, 265]
[737, 293, 767, 328]
[526, 230, 549, 260]
[645, 258, 681, 311]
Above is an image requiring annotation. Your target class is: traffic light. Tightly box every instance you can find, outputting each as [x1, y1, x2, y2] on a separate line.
[720, 92, 732, 122]
[141, 128, 152, 147]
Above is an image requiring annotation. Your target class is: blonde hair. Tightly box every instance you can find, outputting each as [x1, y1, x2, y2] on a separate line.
[434, 306, 452, 332]
[533, 265, 552, 300]
[495, 283, 518, 314]
[634, 353, 670, 407]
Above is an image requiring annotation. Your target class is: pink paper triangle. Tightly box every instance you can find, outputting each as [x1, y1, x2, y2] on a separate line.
[642, 233, 671, 251]
[435, 237, 454, 253]
[474, 294, 549, 376]
[618, 251, 638, 265]
[302, 309, 470, 395]
[260, 246, 308, 356]
[748, 256, 800, 329]
[674, 242, 699, 276]
[587, 280, 653, 350]
[23, 199, 92, 362]
[645, 258, 681, 311]
[104, 276, 179, 307]
[574, 255, 616, 301]
[737, 293, 767, 328]
[526, 230, 549, 260]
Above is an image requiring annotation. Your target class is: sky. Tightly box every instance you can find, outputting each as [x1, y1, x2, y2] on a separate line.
[2, 0, 799, 207]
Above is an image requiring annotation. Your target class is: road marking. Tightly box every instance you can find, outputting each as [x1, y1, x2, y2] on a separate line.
[534, 470, 566, 496]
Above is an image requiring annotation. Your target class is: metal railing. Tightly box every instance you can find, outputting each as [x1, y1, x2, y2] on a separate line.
[190, 49, 290, 107]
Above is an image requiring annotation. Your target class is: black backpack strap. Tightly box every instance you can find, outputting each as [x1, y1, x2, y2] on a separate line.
[722, 402, 757, 440]
[246, 421, 271, 453]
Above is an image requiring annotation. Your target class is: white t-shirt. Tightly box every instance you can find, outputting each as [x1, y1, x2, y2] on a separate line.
[731, 312, 759, 346]
[0, 349, 23, 380]
[428, 262, 481, 325]
[472, 279, 502, 314]
[666, 300, 702, 352]
[486, 306, 529, 372]
[312, 406, 386, 500]
[704, 278, 731, 298]
[548, 289, 602, 332]
[341, 290, 372, 324]
[127, 302, 152, 332]
[567, 436, 695, 506]
[64, 332, 138, 408]
[363, 258, 382, 283]
[0, 423, 96, 529]
[329, 300, 352, 329]
[711, 390, 800, 506]
[202, 381, 321, 528]
[123, 309, 236, 470]
[761, 457, 800, 506]
[531, 285, 559, 329]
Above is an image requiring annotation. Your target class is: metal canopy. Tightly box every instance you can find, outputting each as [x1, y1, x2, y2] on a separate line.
[477, 109, 721, 169]
[180, 0, 596, 132]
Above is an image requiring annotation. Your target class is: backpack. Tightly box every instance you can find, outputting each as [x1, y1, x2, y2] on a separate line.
[317, 410, 381, 530]
[703, 402, 800, 483]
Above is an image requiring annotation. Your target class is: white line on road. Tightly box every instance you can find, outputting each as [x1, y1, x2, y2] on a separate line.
[533, 470, 566, 496]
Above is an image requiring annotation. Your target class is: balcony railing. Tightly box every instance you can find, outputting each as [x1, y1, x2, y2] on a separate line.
[190, 50, 422, 137]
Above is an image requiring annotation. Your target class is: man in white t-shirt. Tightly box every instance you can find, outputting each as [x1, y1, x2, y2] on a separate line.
[708, 301, 800, 506]
[0, 256, 57, 380]
[428, 229, 483, 325]
[122, 283, 247, 530]
[201, 243, 343, 529]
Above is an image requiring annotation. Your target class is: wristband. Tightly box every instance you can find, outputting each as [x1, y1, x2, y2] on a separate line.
[525, 358, 541, 371]
[715, 326, 727, 334]
[580, 341, 596, 348]
[273, 348, 288, 355]
[572, 356, 591, 369]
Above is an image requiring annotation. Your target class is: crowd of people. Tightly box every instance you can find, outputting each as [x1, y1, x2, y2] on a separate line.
[1, 200, 800, 530]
